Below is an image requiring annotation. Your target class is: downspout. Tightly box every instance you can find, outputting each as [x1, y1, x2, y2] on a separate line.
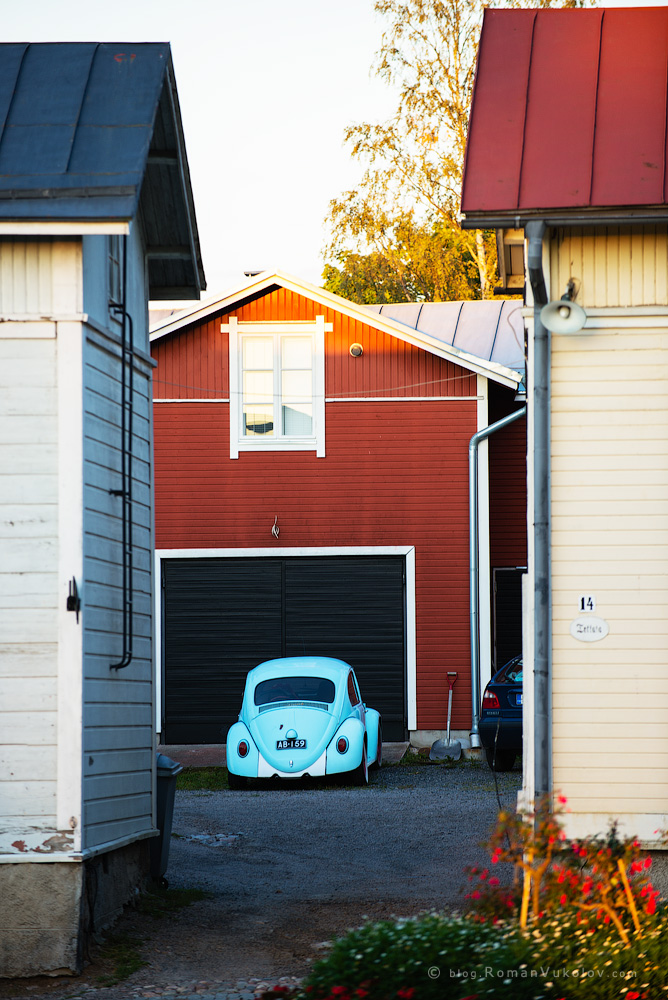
[110, 235, 134, 670]
[469, 404, 527, 747]
[525, 219, 551, 802]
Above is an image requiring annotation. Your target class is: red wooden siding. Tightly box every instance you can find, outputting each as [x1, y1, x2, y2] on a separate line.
[489, 383, 527, 568]
[152, 288, 477, 401]
[153, 399, 476, 731]
[151, 286, 525, 732]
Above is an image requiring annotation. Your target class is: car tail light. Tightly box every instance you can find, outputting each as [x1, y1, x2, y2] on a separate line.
[337, 737, 348, 754]
[482, 689, 500, 710]
[237, 740, 249, 758]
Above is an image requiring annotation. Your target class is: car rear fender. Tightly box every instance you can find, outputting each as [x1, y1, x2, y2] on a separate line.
[326, 717, 366, 775]
[364, 707, 381, 764]
[226, 721, 258, 778]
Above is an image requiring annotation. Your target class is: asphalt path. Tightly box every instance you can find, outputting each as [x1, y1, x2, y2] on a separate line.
[146, 759, 522, 984]
[0, 759, 523, 999]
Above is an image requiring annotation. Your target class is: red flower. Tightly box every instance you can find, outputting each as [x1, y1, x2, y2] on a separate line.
[644, 857, 652, 869]
[355, 991, 369, 998]
[397, 990, 415, 999]
[479, 868, 489, 880]
[331, 989, 349, 997]
[632, 861, 643, 873]
[488, 876, 500, 887]
[647, 896, 657, 915]
[560, 894, 567, 906]
[558, 795, 568, 804]
[627, 993, 641, 999]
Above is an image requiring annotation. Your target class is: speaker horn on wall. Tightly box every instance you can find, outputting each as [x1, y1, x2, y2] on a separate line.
[540, 281, 587, 334]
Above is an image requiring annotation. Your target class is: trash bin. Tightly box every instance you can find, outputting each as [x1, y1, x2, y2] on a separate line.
[150, 752, 183, 884]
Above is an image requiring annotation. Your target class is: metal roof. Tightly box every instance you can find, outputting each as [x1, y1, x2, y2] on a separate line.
[0, 42, 205, 298]
[149, 271, 524, 390]
[363, 300, 525, 374]
[461, 7, 668, 227]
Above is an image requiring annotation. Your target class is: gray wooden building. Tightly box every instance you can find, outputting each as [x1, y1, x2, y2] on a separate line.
[0, 42, 204, 976]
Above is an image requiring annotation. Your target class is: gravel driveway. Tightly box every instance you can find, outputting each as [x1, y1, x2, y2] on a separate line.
[0, 759, 523, 1000]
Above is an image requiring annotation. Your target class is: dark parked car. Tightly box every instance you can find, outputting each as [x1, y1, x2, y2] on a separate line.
[479, 655, 523, 771]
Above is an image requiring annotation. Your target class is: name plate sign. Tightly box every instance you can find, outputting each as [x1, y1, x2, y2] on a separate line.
[570, 616, 609, 642]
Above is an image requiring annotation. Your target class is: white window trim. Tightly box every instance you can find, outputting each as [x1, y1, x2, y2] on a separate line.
[224, 316, 329, 459]
[154, 545, 417, 733]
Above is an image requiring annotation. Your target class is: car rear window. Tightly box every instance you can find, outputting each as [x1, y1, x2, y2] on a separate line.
[496, 658, 523, 684]
[253, 676, 336, 706]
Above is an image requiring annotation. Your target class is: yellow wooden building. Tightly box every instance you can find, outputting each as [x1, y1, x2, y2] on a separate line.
[461, 7, 668, 844]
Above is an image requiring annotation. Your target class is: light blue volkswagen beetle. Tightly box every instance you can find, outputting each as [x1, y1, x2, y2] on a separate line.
[226, 656, 382, 788]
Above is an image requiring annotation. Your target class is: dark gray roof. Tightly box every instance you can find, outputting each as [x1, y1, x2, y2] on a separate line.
[363, 300, 525, 374]
[0, 42, 205, 299]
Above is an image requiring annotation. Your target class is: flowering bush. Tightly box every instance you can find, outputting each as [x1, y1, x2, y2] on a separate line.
[298, 799, 668, 1000]
[468, 797, 660, 947]
[302, 909, 567, 999]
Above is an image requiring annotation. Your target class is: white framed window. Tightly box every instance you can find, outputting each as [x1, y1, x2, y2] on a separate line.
[224, 316, 329, 459]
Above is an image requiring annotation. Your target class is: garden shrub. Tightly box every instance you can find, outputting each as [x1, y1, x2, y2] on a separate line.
[299, 798, 668, 1000]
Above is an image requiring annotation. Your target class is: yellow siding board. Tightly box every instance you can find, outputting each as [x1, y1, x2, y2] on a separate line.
[553, 676, 668, 693]
[552, 514, 668, 531]
[554, 737, 668, 754]
[555, 751, 668, 768]
[552, 226, 668, 307]
[551, 795, 668, 812]
[552, 722, 668, 739]
[553, 702, 668, 718]
[548, 228, 668, 830]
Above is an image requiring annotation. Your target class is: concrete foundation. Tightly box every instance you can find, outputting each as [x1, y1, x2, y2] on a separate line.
[0, 840, 150, 978]
[409, 729, 472, 749]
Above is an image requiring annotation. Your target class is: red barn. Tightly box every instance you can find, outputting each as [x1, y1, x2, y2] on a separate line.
[150, 272, 526, 747]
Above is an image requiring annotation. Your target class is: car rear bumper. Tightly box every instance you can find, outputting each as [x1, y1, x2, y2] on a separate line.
[257, 748, 327, 778]
[479, 716, 522, 752]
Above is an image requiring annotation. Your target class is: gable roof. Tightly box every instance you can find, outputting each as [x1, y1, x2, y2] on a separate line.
[0, 42, 205, 298]
[461, 7, 668, 228]
[149, 270, 523, 389]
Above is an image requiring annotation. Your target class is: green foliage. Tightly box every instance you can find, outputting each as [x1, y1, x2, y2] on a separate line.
[323, 216, 488, 303]
[95, 932, 146, 987]
[137, 883, 211, 919]
[302, 913, 539, 1000]
[323, 0, 594, 303]
[176, 766, 228, 790]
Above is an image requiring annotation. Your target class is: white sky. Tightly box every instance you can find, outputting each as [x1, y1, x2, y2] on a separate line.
[1, 0, 665, 300]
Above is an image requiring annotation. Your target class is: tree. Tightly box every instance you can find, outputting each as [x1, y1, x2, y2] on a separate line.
[323, 0, 592, 304]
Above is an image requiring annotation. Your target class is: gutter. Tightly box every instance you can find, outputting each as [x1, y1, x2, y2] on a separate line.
[460, 208, 668, 229]
[525, 220, 552, 802]
[469, 404, 526, 747]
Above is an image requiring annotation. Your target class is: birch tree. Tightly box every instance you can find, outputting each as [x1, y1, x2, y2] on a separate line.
[323, 0, 591, 303]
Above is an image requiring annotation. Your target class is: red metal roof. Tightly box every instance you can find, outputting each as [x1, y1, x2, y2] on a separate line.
[461, 7, 668, 224]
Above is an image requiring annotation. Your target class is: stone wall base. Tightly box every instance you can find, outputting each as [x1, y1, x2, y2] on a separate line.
[0, 840, 150, 978]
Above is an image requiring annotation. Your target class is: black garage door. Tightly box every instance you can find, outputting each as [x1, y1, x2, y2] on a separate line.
[162, 556, 407, 743]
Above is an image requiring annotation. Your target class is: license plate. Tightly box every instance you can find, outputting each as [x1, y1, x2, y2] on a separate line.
[276, 738, 307, 750]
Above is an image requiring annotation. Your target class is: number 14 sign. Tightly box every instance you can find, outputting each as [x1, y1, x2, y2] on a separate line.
[578, 595, 596, 613]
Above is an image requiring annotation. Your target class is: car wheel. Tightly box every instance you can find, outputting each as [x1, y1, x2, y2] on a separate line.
[227, 770, 248, 789]
[351, 742, 369, 786]
[485, 748, 516, 772]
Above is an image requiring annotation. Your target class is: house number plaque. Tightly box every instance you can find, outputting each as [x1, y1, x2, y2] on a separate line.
[570, 616, 609, 642]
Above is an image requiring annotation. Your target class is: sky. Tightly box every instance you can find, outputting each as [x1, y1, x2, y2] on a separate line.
[2, 0, 665, 302]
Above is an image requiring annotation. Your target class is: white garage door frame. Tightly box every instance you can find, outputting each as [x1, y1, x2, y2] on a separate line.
[154, 545, 416, 735]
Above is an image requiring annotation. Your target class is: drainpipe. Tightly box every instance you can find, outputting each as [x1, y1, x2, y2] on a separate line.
[525, 220, 551, 803]
[469, 404, 526, 747]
